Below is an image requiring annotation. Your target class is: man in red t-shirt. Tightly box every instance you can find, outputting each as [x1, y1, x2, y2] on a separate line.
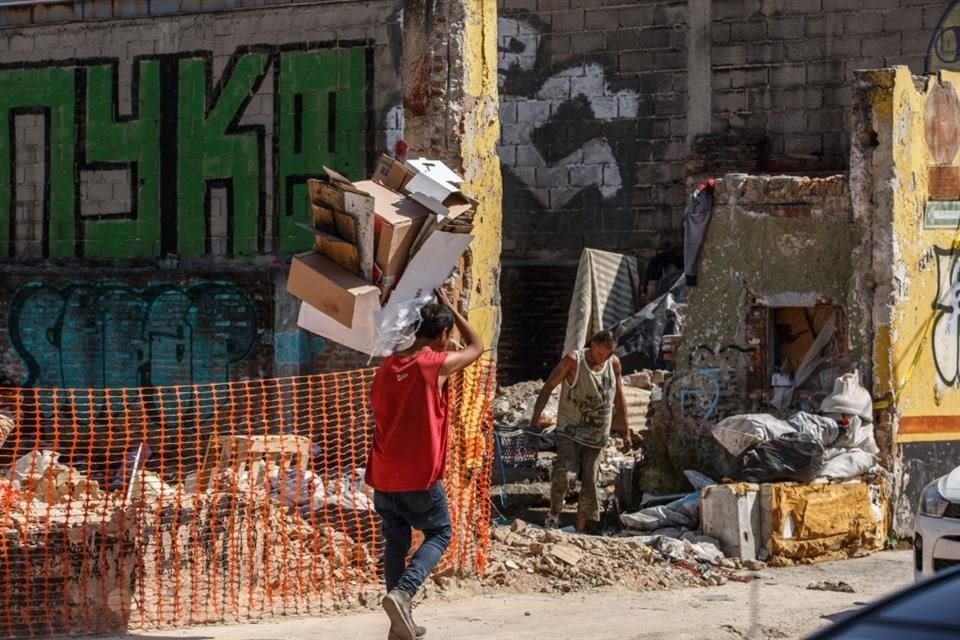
[365, 288, 484, 640]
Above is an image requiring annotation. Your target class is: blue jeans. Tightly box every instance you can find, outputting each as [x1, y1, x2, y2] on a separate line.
[374, 482, 453, 596]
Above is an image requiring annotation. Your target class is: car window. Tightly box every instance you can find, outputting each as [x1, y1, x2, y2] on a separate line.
[872, 576, 960, 629]
[831, 622, 960, 640]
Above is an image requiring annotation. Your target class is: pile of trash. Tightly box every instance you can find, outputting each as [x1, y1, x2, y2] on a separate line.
[712, 371, 881, 483]
[480, 519, 757, 593]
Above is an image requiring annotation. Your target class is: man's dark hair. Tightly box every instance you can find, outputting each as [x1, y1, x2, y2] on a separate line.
[588, 329, 617, 348]
[417, 303, 455, 339]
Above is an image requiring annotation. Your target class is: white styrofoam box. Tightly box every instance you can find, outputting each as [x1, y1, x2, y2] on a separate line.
[700, 483, 761, 561]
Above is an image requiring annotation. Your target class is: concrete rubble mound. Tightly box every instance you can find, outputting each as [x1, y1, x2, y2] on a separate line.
[480, 520, 756, 593]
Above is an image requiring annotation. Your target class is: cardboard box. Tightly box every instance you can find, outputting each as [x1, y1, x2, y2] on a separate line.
[353, 180, 430, 291]
[287, 251, 379, 328]
[404, 157, 478, 221]
[373, 154, 416, 192]
[297, 231, 473, 355]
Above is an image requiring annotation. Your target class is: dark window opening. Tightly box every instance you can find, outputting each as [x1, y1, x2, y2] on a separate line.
[747, 304, 849, 408]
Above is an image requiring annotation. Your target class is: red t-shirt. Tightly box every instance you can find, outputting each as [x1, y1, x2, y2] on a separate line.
[364, 349, 449, 492]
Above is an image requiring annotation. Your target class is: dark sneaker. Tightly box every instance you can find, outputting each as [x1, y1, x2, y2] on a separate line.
[382, 589, 419, 640]
[388, 625, 426, 639]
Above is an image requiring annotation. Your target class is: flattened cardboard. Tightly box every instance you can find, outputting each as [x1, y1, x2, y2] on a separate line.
[306, 173, 375, 281]
[311, 203, 336, 233]
[297, 231, 474, 354]
[391, 231, 474, 302]
[287, 252, 379, 328]
[295, 223, 361, 275]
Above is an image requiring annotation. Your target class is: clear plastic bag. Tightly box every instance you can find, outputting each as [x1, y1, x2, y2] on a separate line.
[371, 293, 435, 358]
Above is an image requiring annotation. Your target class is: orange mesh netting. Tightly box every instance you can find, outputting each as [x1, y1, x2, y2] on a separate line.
[0, 360, 495, 637]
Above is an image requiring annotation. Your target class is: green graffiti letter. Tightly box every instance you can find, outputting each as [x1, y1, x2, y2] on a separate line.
[0, 66, 75, 258]
[177, 52, 270, 256]
[277, 48, 366, 254]
[82, 61, 162, 258]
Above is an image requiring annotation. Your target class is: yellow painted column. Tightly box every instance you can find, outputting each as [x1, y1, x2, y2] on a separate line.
[402, 0, 502, 350]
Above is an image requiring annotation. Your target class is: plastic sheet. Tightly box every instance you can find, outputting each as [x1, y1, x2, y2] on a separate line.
[711, 414, 794, 456]
[786, 412, 840, 447]
[371, 293, 434, 357]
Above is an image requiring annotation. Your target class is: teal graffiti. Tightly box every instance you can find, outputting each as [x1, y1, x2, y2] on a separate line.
[274, 330, 326, 366]
[8, 281, 258, 388]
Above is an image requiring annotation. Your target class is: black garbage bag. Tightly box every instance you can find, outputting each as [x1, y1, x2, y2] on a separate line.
[731, 432, 825, 483]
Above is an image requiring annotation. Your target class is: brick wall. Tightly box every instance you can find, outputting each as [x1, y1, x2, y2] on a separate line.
[711, 0, 947, 171]
[497, 0, 687, 260]
[497, 262, 578, 386]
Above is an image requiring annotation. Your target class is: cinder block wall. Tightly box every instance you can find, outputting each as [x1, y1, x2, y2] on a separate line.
[0, 1, 400, 386]
[498, 0, 952, 385]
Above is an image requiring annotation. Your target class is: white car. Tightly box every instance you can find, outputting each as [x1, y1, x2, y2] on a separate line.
[914, 466, 960, 578]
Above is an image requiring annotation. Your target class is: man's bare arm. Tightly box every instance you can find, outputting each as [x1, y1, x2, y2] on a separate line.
[529, 354, 575, 429]
[437, 289, 485, 381]
[612, 357, 631, 452]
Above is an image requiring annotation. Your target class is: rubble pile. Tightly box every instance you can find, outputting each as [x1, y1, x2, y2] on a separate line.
[493, 380, 550, 427]
[478, 520, 756, 594]
[0, 441, 383, 632]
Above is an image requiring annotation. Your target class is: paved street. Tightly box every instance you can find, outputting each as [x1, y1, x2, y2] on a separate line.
[122, 550, 912, 640]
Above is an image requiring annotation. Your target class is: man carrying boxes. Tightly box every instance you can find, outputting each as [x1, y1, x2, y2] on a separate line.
[365, 288, 484, 640]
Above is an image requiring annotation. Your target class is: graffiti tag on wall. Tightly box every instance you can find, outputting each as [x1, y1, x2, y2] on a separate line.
[0, 45, 368, 260]
[933, 247, 960, 387]
[9, 282, 257, 388]
[927, 1, 960, 73]
[382, 14, 640, 213]
[497, 15, 639, 210]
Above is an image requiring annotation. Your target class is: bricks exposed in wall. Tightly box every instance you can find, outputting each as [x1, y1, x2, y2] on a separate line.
[711, 0, 949, 172]
[497, 263, 578, 386]
[498, 0, 687, 261]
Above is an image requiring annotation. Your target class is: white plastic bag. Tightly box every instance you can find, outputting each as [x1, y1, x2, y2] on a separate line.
[818, 450, 876, 480]
[711, 414, 794, 456]
[786, 412, 840, 447]
[372, 293, 434, 358]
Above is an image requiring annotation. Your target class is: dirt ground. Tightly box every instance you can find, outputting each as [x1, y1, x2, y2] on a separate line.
[120, 550, 912, 640]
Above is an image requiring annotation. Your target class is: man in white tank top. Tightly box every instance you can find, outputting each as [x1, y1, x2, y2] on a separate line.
[530, 330, 630, 533]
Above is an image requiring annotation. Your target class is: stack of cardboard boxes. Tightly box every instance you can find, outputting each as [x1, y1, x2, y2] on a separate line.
[287, 155, 476, 355]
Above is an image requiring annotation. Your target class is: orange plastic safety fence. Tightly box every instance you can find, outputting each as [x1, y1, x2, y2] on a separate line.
[0, 359, 495, 637]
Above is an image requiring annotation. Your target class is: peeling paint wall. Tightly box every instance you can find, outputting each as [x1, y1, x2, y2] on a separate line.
[676, 174, 867, 418]
[854, 67, 960, 531]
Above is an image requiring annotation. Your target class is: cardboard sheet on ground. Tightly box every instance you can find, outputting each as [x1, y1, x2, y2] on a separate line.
[297, 231, 473, 355]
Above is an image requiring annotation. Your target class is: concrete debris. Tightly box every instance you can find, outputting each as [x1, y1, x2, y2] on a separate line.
[0, 411, 14, 449]
[548, 543, 583, 566]
[494, 380, 556, 427]
[482, 520, 749, 594]
[807, 580, 855, 593]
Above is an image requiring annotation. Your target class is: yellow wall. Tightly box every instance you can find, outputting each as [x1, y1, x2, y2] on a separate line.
[461, 0, 503, 349]
[885, 67, 960, 442]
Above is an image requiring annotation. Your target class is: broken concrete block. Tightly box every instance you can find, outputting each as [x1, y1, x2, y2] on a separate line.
[548, 543, 583, 566]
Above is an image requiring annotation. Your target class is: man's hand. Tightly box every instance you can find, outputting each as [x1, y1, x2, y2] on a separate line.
[620, 438, 632, 455]
[435, 287, 454, 309]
